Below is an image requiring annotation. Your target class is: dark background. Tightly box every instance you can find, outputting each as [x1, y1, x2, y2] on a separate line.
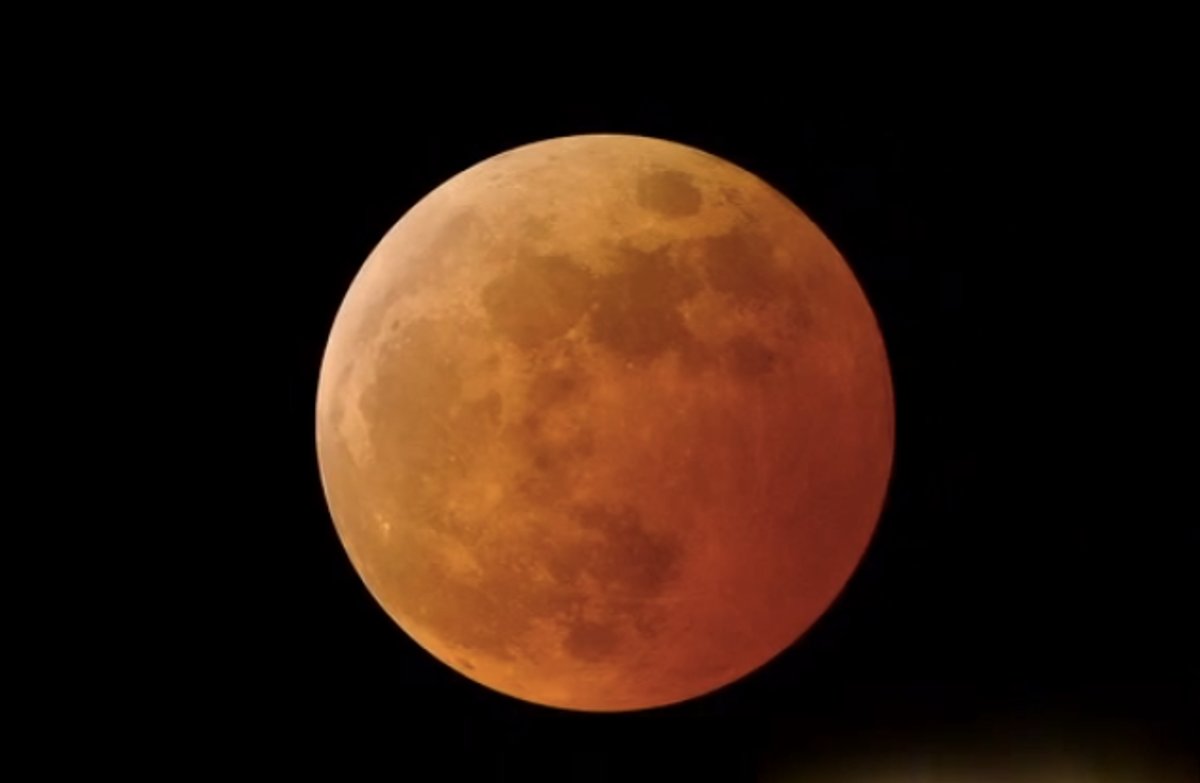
[168, 65, 1194, 778]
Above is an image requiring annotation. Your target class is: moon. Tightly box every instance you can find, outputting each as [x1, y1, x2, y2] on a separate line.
[315, 134, 894, 712]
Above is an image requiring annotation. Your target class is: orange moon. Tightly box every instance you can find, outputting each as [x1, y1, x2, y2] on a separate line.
[315, 134, 894, 712]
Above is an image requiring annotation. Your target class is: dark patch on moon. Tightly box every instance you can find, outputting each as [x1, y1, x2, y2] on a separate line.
[482, 253, 596, 349]
[552, 502, 684, 664]
[513, 363, 596, 493]
[481, 239, 721, 369]
[528, 365, 585, 410]
[528, 501, 682, 664]
[637, 169, 703, 217]
[522, 215, 555, 240]
[574, 503, 682, 597]
[563, 620, 621, 661]
[726, 335, 777, 380]
[588, 244, 702, 364]
[523, 418, 595, 481]
[699, 226, 780, 304]
[510, 362, 596, 505]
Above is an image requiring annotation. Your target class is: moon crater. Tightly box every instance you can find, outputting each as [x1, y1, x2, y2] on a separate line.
[636, 169, 704, 217]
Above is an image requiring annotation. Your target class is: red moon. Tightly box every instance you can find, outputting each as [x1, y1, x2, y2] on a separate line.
[316, 135, 894, 712]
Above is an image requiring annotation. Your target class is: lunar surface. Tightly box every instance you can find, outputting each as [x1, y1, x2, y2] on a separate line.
[315, 134, 894, 711]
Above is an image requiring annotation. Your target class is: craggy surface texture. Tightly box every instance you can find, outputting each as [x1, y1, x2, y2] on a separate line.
[315, 135, 894, 711]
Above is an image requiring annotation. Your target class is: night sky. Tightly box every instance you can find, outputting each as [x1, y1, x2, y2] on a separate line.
[193, 70, 1193, 779]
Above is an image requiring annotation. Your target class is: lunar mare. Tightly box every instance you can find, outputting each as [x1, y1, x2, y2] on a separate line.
[316, 134, 894, 711]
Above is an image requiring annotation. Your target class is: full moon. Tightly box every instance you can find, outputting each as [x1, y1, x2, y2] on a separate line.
[316, 134, 894, 712]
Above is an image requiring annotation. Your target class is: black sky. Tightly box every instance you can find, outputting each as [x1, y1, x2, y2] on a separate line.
[173, 65, 1195, 779]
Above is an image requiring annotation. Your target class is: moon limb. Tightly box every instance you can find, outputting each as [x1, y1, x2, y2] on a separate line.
[316, 134, 894, 712]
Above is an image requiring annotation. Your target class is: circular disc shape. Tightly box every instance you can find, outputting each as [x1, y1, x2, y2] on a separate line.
[316, 134, 894, 712]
